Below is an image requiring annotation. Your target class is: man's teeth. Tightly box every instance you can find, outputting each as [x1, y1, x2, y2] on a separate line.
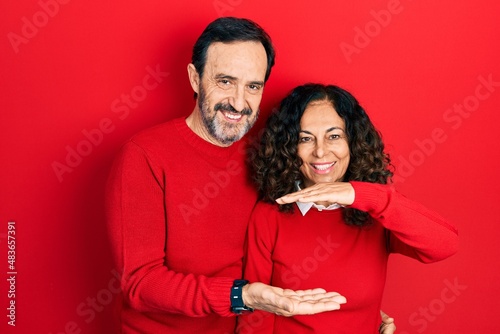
[313, 163, 335, 170]
[224, 112, 242, 120]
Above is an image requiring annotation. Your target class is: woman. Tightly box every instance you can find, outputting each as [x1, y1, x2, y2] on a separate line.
[237, 84, 458, 333]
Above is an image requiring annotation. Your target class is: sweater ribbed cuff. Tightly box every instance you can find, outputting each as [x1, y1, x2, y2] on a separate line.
[206, 277, 236, 317]
[349, 181, 393, 216]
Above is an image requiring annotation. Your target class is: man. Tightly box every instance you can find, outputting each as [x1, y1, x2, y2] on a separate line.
[106, 17, 395, 333]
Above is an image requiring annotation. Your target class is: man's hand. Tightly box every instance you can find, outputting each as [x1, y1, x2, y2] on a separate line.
[242, 282, 346, 317]
[379, 310, 396, 334]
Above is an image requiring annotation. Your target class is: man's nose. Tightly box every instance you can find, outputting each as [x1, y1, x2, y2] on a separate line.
[229, 86, 246, 112]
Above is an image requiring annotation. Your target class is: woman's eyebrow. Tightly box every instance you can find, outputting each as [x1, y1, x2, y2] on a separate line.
[299, 127, 345, 134]
[326, 126, 345, 133]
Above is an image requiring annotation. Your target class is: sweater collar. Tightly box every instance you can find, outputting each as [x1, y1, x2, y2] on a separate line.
[294, 181, 343, 216]
[296, 201, 343, 216]
[174, 117, 244, 158]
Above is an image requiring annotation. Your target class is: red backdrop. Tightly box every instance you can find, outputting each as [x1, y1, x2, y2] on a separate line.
[1, 1, 499, 333]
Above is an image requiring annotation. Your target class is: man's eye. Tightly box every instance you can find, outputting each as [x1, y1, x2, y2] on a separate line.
[247, 84, 263, 94]
[217, 79, 233, 89]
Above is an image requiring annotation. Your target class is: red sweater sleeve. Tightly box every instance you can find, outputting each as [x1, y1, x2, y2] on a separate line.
[237, 203, 276, 333]
[349, 181, 459, 263]
[105, 141, 234, 317]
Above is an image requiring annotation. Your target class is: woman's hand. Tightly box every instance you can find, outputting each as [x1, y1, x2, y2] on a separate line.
[276, 182, 355, 206]
[379, 310, 396, 334]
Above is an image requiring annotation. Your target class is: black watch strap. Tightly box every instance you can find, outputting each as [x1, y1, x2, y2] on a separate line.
[230, 279, 254, 314]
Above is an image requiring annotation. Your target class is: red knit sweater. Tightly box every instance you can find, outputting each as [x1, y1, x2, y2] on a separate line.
[106, 117, 257, 333]
[237, 182, 458, 334]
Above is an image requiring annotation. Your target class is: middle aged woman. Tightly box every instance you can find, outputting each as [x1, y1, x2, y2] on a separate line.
[236, 83, 459, 334]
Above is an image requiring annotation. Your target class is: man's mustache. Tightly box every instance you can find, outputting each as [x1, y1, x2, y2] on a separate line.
[214, 103, 252, 116]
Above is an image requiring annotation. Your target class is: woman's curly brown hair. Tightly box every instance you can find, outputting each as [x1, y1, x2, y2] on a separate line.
[252, 83, 393, 226]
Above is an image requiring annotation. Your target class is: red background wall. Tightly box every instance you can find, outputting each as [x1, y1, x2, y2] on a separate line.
[1, 1, 499, 333]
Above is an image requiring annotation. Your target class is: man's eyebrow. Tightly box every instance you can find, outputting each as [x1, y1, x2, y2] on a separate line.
[214, 74, 264, 86]
[214, 74, 237, 80]
[248, 80, 264, 86]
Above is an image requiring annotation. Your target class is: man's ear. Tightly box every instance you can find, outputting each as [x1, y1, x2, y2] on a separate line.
[187, 63, 200, 94]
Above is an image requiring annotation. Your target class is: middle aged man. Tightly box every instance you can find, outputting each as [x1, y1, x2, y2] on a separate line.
[106, 17, 395, 334]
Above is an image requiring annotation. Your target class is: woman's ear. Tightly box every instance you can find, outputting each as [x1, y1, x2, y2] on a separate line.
[187, 63, 200, 94]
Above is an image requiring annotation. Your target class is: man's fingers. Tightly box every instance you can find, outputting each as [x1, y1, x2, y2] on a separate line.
[299, 294, 347, 305]
[249, 283, 347, 317]
[283, 289, 345, 301]
[284, 298, 345, 315]
[283, 288, 326, 296]
[276, 293, 347, 316]
[288, 293, 347, 305]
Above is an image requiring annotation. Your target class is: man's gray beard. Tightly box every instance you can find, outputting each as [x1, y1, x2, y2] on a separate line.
[198, 86, 258, 145]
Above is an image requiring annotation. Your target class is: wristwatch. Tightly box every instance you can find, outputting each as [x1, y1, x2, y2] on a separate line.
[230, 279, 254, 314]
